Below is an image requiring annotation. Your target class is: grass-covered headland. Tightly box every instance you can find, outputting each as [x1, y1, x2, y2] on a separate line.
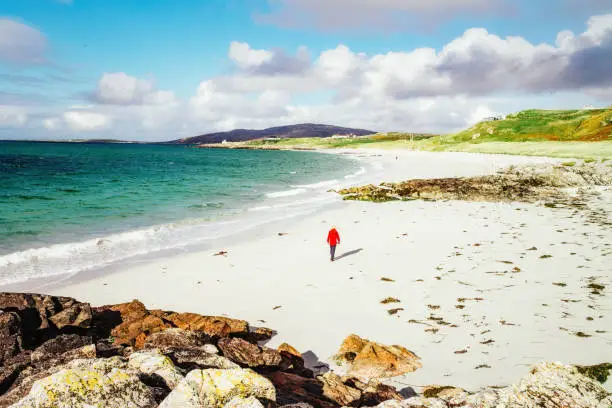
[199, 108, 612, 160]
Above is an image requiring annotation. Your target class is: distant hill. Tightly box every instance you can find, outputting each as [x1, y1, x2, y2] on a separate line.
[168, 123, 375, 144]
[444, 108, 612, 143]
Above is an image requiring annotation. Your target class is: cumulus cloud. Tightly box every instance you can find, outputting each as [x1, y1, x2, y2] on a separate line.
[229, 42, 273, 69]
[184, 14, 612, 134]
[42, 117, 62, 130]
[257, 0, 510, 31]
[91, 72, 177, 105]
[194, 14, 612, 100]
[229, 42, 311, 75]
[63, 111, 111, 131]
[0, 106, 27, 127]
[0, 18, 47, 64]
[22, 14, 612, 140]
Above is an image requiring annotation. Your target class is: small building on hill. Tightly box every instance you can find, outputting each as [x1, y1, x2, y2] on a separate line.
[331, 133, 359, 139]
[482, 115, 505, 122]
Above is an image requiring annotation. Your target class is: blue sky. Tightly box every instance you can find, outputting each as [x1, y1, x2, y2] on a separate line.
[0, 0, 611, 140]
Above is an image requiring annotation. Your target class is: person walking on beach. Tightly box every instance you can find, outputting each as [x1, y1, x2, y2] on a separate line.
[327, 226, 340, 262]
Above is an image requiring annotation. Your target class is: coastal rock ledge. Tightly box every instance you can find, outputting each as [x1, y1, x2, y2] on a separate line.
[1, 292, 611, 407]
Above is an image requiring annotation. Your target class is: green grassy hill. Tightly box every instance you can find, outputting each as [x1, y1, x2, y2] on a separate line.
[442, 108, 612, 143]
[205, 108, 612, 159]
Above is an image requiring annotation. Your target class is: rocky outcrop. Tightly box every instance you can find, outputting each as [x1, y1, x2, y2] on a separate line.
[278, 343, 301, 358]
[0, 313, 22, 368]
[92, 301, 262, 350]
[266, 371, 338, 408]
[29, 335, 92, 364]
[465, 362, 612, 408]
[350, 380, 403, 406]
[218, 338, 282, 369]
[3, 292, 611, 408]
[318, 372, 361, 406]
[0, 294, 270, 405]
[93, 300, 174, 349]
[9, 357, 157, 408]
[164, 313, 249, 338]
[163, 347, 239, 371]
[128, 349, 184, 390]
[144, 328, 211, 350]
[158, 368, 275, 408]
[338, 162, 612, 204]
[0, 293, 92, 351]
[334, 334, 422, 380]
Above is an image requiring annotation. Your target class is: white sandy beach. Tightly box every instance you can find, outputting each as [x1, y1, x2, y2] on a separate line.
[36, 150, 611, 391]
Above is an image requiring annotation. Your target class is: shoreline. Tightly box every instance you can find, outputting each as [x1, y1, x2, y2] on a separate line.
[14, 149, 611, 392]
[0, 148, 368, 290]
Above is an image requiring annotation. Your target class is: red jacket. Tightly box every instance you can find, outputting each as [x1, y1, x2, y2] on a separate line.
[327, 229, 340, 246]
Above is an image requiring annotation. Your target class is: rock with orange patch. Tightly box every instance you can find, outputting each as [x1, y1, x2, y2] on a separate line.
[334, 334, 421, 380]
[164, 313, 249, 338]
[278, 343, 301, 358]
[93, 300, 173, 349]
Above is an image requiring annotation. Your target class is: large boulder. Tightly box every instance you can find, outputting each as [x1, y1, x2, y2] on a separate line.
[265, 372, 338, 408]
[163, 313, 249, 338]
[158, 368, 275, 408]
[318, 372, 361, 406]
[344, 378, 403, 406]
[245, 327, 275, 343]
[8, 357, 157, 408]
[93, 300, 173, 349]
[0, 313, 22, 367]
[466, 362, 612, 408]
[30, 335, 92, 364]
[163, 348, 239, 371]
[47, 303, 91, 330]
[92, 301, 254, 350]
[0, 345, 96, 407]
[218, 338, 282, 368]
[277, 343, 310, 376]
[0, 293, 91, 349]
[128, 349, 184, 390]
[144, 328, 211, 350]
[334, 334, 421, 380]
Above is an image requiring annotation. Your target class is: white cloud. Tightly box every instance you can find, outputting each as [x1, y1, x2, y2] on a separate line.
[183, 15, 612, 135]
[42, 117, 62, 130]
[63, 111, 112, 131]
[0, 19, 47, 64]
[0, 106, 27, 127]
[229, 42, 273, 68]
[15, 14, 612, 141]
[93, 72, 155, 105]
[92, 72, 178, 106]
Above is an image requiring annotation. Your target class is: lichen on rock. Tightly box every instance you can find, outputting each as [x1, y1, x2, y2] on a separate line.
[128, 349, 184, 389]
[158, 368, 276, 408]
[9, 357, 156, 408]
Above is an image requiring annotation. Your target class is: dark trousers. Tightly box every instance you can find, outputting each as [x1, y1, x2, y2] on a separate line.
[330, 245, 337, 260]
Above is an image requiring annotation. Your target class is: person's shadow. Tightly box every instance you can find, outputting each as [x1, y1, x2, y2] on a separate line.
[334, 248, 363, 261]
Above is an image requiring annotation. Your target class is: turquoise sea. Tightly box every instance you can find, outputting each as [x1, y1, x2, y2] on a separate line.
[0, 141, 363, 286]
